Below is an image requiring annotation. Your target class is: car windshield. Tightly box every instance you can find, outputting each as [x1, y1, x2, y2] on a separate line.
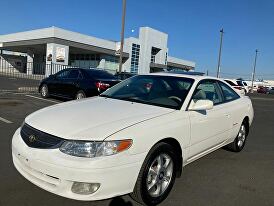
[85, 69, 116, 79]
[100, 75, 194, 109]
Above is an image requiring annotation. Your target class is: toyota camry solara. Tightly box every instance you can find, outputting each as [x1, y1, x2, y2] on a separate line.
[12, 73, 254, 205]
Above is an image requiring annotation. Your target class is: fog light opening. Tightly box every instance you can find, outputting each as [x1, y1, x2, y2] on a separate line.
[71, 182, 100, 195]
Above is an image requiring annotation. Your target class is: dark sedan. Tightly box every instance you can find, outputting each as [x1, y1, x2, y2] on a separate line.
[114, 72, 135, 80]
[39, 68, 120, 99]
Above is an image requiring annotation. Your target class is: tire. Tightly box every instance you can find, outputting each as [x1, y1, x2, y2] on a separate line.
[40, 84, 49, 98]
[75, 90, 86, 100]
[130, 142, 178, 205]
[226, 121, 248, 152]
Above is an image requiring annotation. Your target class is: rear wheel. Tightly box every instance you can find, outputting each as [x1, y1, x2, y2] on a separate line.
[40, 84, 49, 98]
[75, 90, 86, 100]
[130, 142, 178, 205]
[226, 121, 248, 152]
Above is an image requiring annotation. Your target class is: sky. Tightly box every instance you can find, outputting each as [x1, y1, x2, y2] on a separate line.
[1, 0, 274, 79]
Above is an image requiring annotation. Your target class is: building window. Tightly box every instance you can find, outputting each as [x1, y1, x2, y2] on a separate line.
[130, 43, 140, 73]
[151, 47, 161, 63]
[165, 52, 168, 65]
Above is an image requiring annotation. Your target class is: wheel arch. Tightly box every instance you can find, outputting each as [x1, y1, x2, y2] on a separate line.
[157, 137, 183, 178]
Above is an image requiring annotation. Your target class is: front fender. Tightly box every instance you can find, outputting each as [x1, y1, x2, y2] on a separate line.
[105, 111, 190, 164]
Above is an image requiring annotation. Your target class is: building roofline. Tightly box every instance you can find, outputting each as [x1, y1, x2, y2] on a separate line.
[167, 56, 195, 68]
[0, 26, 117, 51]
[0, 37, 129, 58]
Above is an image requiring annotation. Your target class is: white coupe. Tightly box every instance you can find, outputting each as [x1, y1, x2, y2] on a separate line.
[12, 73, 254, 205]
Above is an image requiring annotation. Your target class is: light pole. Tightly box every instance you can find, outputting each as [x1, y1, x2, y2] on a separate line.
[118, 0, 126, 74]
[216, 28, 224, 78]
[251, 49, 259, 93]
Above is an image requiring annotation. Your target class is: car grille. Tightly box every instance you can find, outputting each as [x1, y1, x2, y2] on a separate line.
[20, 123, 64, 149]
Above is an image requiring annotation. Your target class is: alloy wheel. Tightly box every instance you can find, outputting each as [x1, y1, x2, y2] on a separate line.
[146, 153, 174, 198]
[237, 125, 246, 148]
[41, 85, 47, 97]
[76, 92, 85, 99]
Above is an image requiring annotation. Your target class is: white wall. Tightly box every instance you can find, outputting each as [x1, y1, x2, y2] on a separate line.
[122, 27, 168, 74]
[138, 27, 168, 74]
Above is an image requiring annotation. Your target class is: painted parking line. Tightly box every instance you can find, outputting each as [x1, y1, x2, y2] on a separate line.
[0, 117, 13, 124]
[25, 95, 60, 104]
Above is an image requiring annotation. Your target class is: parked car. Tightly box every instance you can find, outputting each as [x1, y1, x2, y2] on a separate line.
[236, 79, 249, 93]
[224, 79, 246, 95]
[257, 86, 269, 94]
[39, 68, 120, 99]
[13, 73, 254, 205]
[268, 87, 274, 94]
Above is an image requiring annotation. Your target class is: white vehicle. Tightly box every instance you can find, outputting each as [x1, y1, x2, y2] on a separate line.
[12, 73, 254, 205]
[236, 80, 249, 94]
[224, 79, 246, 95]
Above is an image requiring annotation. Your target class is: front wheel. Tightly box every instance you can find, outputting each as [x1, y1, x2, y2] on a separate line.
[130, 142, 178, 205]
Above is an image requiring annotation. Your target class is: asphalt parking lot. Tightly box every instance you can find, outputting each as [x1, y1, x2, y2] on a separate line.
[0, 92, 273, 206]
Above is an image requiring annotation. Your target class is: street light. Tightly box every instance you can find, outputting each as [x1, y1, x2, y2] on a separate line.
[216, 28, 224, 78]
[118, 0, 127, 74]
[251, 49, 259, 93]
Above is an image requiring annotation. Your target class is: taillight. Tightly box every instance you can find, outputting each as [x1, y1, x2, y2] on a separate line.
[96, 82, 110, 91]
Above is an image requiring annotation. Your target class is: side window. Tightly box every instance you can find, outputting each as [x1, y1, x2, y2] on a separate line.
[219, 81, 240, 101]
[67, 70, 80, 79]
[193, 80, 223, 105]
[56, 69, 70, 79]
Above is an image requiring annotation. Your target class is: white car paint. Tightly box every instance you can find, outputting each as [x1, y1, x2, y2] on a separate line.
[25, 97, 173, 141]
[12, 73, 254, 202]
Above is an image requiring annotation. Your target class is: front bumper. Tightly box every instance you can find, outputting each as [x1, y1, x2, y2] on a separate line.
[12, 128, 146, 201]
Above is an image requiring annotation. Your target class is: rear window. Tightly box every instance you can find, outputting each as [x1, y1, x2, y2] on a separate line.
[236, 81, 244, 86]
[85, 69, 116, 79]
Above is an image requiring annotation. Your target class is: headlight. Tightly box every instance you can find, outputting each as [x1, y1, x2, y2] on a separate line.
[59, 140, 132, 158]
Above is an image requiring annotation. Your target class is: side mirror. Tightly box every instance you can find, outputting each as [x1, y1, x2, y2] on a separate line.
[188, 99, 213, 111]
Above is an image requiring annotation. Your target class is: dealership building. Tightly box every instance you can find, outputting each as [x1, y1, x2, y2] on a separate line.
[0, 26, 195, 75]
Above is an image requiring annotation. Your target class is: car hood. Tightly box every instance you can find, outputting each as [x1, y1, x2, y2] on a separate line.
[25, 97, 174, 141]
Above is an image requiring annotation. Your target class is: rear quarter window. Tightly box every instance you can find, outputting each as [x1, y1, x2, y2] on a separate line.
[219, 81, 240, 101]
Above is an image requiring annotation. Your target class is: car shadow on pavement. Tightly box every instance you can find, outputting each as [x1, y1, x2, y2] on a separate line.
[109, 197, 133, 206]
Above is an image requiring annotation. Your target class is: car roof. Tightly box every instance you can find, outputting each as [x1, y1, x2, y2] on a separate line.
[144, 72, 221, 81]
